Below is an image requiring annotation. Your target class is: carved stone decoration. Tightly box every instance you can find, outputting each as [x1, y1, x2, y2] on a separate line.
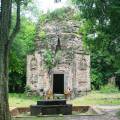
[29, 56, 38, 89]
[30, 74, 38, 84]
[30, 56, 37, 70]
[79, 56, 87, 70]
[64, 87, 72, 99]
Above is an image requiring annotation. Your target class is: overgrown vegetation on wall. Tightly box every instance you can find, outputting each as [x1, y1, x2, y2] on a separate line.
[38, 8, 76, 72]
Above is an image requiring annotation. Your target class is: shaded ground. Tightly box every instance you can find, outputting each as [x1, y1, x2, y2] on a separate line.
[13, 114, 119, 120]
[13, 107, 120, 120]
[66, 114, 118, 120]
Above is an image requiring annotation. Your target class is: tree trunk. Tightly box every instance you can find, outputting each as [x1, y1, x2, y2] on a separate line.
[0, 0, 21, 119]
[0, 44, 10, 120]
[0, 0, 11, 120]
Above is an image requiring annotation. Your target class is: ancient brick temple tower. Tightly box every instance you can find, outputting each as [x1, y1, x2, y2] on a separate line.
[26, 8, 91, 97]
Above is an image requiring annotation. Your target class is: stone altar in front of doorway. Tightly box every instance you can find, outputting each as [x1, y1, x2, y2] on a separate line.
[30, 99, 72, 115]
[26, 8, 91, 97]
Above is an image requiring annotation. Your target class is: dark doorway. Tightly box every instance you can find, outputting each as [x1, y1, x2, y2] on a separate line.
[53, 74, 64, 94]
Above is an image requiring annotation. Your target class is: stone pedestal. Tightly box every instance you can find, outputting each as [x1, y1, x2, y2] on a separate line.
[30, 100, 72, 115]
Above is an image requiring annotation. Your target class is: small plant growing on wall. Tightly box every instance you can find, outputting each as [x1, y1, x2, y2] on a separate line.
[43, 49, 54, 73]
[25, 85, 32, 96]
[43, 49, 62, 74]
[54, 50, 62, 65]
[39, 31, 46, 40]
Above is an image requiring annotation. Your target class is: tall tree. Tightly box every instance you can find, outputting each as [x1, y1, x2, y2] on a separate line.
[73, 0, 120, 88]
[0, 0, 20, 120]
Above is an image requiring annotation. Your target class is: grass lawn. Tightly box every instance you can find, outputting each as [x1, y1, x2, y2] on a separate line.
[9, 91, 120, 108]
[9, 93, 41, 108]
[69, 91, 120, 106]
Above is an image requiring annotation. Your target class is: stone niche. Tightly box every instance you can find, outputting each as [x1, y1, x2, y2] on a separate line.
[26, 8, 91, 97]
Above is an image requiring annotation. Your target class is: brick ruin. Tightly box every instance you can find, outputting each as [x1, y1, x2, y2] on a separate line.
[26, 9, 91, 98]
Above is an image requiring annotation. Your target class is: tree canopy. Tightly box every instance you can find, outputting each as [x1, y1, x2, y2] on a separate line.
[72, 0, 120, 89]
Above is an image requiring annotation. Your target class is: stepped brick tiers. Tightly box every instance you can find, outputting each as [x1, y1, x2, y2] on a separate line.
[30, 99, 72, 115]
[26, 8, 91, 98]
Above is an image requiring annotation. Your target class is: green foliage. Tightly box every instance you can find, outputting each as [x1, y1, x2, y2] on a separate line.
[39, 7, 76, 23]
[54, 50, 62, 65]
[43, 49, 54, 70]
[25, 85, 32, 92]
[100, 84, 119, 93]
[72, 0, 120, 89]
[39, 31, 46, 40]
[43, 49, 62, 71]
[91, 69, 103, 90]
[9, 17, 35, 93]
[46, 8, 68, 21]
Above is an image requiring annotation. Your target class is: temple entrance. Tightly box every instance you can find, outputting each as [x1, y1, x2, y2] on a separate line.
[53, 74, 64, 94]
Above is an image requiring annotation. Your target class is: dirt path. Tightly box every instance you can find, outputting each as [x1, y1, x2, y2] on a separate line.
[65, 114, 118, 120]
[65, 106, 120, 120]
[13, 112, 119, 120]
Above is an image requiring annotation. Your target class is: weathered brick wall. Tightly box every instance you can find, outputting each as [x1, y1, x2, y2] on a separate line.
[26, 9, 91, 97]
